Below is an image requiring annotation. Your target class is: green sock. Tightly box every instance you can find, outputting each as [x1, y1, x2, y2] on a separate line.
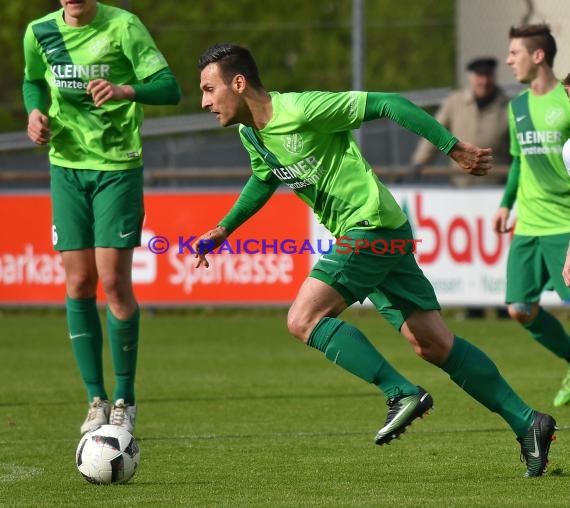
[107, 306, 140, 404]
[524, 307, 570, 360]
[66, 296, 107, 402]
[307, 317, 418, 399]
[440, 336, 534, 438]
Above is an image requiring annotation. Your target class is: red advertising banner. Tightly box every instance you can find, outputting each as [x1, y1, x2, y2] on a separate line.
[0, 193, 64, 303]
[0, 191, 311, 305]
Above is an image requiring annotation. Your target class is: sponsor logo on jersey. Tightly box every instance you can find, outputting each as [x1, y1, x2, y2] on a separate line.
[269, 155, 326, 189]
[516, 129, 564, 156]
[51, 64, 111, 80]
[51, 64, 111, 90]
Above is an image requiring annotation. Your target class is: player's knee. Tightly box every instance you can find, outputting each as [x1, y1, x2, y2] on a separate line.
[286, 312, 306, 342]
[66, 271, 97, 299]
[287, 309, 313, 343]
[99, 272, 132, 303]
[508, 303, 536, 324]
[99, 271, 120, 294]
[402, 314, 453, 364]
[414, 341, 451, 365]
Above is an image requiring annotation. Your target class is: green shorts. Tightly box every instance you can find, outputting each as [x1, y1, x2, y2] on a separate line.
[310, 221, 440, 331]
[506, 232, 570, 303]
[50, 165, 144, 251]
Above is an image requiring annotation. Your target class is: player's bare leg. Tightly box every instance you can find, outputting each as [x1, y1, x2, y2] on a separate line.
[289, 277, 432, 445]
[402, 309, 555, 475]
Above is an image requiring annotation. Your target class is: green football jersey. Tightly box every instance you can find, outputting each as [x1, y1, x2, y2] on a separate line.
[238, 91, 407, 237]
[508, 83, 570, 235]
[23, 2, 169, 170]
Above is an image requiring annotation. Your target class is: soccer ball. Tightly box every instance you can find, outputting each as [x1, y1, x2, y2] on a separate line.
[76, 425, 140, 484]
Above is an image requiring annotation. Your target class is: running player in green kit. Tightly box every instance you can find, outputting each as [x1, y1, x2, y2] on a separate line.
[192, 43, 556, 477]
[23, 0, 181, 435]
[493, 24, 570, 408]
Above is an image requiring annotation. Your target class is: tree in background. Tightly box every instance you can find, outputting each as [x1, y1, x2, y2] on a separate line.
[1, 0, 454, 132]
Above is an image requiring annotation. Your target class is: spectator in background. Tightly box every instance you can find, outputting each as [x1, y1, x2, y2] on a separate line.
[493, 24, 570, 408]
[410, 57, 510, 187]
[23, 0, 181, 434]
[410, 56, 511, 320]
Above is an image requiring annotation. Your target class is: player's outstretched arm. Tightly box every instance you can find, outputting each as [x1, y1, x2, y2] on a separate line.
[192, 175, 280, 268]
[192, 226, 228, 268]
[448, 141, 493, 176]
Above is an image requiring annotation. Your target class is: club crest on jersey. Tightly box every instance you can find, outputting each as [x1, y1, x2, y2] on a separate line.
[544, 107, 564, 127]
[90, 37, 111, 58]
[282, 134, 304, 155]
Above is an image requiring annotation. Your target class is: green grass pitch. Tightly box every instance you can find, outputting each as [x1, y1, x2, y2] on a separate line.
[0, 308, 569, 507]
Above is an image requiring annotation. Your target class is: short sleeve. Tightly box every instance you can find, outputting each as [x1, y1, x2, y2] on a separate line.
[239, 127, 276, 182]
[120, 15, 168, 81]
[23, 24, 47, 81]
[299, 91, 367, 133]
[507, 104, 520, 158]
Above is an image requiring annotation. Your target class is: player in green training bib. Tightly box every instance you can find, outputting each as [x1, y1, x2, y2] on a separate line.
[493, 24, 570, 408]
[193, 43, 555, 477]
[23, 0, 181, 435]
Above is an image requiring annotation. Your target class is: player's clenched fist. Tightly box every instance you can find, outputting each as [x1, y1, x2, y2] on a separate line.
[27, 109, 51, 145]
[86, 79, 134, 107]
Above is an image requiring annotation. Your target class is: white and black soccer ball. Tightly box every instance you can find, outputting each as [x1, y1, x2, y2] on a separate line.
[76, 425, 140, 484]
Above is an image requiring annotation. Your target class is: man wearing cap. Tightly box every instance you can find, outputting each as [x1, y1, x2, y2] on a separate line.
[410, 56, 510, 186]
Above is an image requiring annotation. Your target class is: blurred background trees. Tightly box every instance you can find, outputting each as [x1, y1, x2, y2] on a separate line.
[1, 0, 454, 132]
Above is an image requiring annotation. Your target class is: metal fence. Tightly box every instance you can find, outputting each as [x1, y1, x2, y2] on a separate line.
[1, 85, 522, 189]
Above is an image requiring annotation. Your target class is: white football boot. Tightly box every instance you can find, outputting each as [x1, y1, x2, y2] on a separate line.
[80, 396, 111, 434]
[109, 398, 137, 434]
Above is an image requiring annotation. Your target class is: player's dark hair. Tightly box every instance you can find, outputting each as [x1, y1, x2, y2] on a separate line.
[509, 23, 557, 67]
[198, 43, 264, 89]
[563, 73, 570, 87]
